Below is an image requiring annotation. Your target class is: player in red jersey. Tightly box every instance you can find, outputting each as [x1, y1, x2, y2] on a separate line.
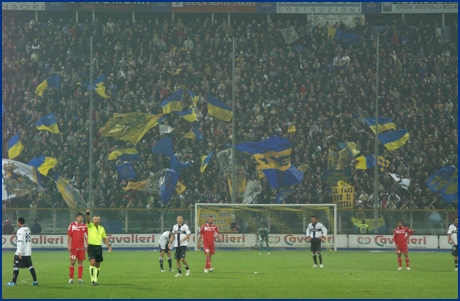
[198, 216, 221, 273]
[67, 212, 88, 283]
[393, 220, 413, 271]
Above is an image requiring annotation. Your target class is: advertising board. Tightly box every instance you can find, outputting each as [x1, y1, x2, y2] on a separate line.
[277, 2, 362, 14]
[382, 2, 458, 13]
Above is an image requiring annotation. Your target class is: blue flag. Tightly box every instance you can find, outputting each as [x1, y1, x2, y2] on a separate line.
[170, 155, 191, 174]
[426, 166, 458, 203]
[276, 188, 296, 204]
[152, 137, 174, 156]
[160, 169, 180, 203]
[116, 163, 136, 180]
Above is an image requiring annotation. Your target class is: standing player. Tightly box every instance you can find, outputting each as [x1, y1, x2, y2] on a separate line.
[168, 216, 191, 277]
[257, 225, 270, 254]
[6, 217, 38, 286]
[68, 212, 88, 284]
[447, 217, 458, 271]
[198, 216, 221, 273]
[86, 209, 112, 286]
[158, 229, 174, 272]
[393, 220, 413, 270]
[306, 215, 327, 268]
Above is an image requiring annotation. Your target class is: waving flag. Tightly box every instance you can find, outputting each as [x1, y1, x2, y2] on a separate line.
[200, 151, 214, 173]
[377, 156, 390, 172]
[7, 133, 24, 159]
[175, 180, 187, 195]
[390, 173, 411, 190]
[116, 162, 136, 180]
[100, 113, 163, 145]
[188, 90, 199, 107]
[88, 74, 109, 98]
[54, 173, 85, 209]
[235, 136, 303, 188]
[161, 90, 183, 114]
[183, 126, 203, 141]
[35, 74, 61, 96]
[174, 108, 197, 122]
[159, 125, 174, 136]
[152, 137, 174, 156]
[378, 129, 410, 151]
[108, 148, 140, 161]
[276, 188, 296, 204]
[207, 94, 232, 121]
[2, 159, 43, 200]
[338, 142, 360, 157]
[170, 155, 191, 174]
[426, 166, 458, 203]
[242, 180, 262, 204]
[228, 177, 247, 198]
[28, 156, 57, 176]
[364, 117, 397, 134]
[160, 169, 180, 203]
[35, 112, 60, 134]
[355, 155, 376, 170]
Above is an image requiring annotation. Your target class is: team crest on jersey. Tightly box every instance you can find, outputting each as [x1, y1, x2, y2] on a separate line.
[2, 162, 38, 197]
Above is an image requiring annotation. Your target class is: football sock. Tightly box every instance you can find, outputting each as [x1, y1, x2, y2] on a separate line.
[159, 258, 164, 269]
[178, 267, 182, 274]
[184, 265, 189, 270]
[397, 258, 402, 267]
[405, 258, 409, 267]
[89, 266, 94, 282]
[206, 258, 211, 269]
[70, 266, 74, 279]
[96, 268, 100, 282]
[29, 266, 37, 282]
[168, 258, 172, 269]
[455, 260, 458, 268]
[78, 265, 83, 279]
[313, 254, 317, 264]
[259, 243, 262, 253]
[319, 254, 323, 264]
[266, 243, 269, 253]
[12, 268, 19, 283]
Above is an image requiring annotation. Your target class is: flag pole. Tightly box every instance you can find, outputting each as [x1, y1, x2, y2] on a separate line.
[231, 37, 236, 204]
[373, 35, 380, 233]
[89, 34, 94, 210]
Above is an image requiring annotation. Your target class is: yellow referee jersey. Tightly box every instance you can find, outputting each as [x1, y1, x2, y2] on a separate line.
[87, 222, 107, 246]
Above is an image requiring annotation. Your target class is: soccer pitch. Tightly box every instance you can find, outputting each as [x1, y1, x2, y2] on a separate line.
[2, 250, 458, 299]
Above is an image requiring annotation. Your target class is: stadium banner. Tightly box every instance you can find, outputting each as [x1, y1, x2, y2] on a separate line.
[45, 2, 66, 11]
[308, 14, 365, 27]
[66, 2, 150, 11]
[361, 2, 382, 13]
[382, 2, 458, 13]
[256, 2, 276, 13]
[2, 2, 45, 10]
[2, 235, 66, 249]
[172, 2, 257, 13]
[348, 235, 438, 250]
[439, 236, 455, 250]
[197, 209, 233, 232]
[277, 2, 362, 14]
[151, 2, 172, 12]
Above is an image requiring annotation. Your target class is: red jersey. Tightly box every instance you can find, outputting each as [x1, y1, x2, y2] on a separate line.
[393, 226, 413, 245]
[200, 223, 220, 245]
[67, 222, 88, 250]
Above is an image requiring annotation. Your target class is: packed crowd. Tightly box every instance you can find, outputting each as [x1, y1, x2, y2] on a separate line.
[2, 13, 458, 213]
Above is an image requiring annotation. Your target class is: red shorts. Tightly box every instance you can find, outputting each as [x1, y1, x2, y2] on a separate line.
[70, 249, 86, 261]
[203, 243, 215, 255]
[395, 243, 408, 254]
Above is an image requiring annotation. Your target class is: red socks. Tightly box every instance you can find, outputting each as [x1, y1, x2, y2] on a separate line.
[397, 258, 402, 267]
[206, 258, 211, 269]
[405, 258, 409, 267]
[78, 265, 83, 279]
[70, 266, 74, 279]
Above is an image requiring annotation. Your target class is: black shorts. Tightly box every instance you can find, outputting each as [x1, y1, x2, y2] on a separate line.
[174, 246, 187, 260]
[87, 244, 103, 262]
[13, 255, 33, 269]
[159, 244, 170, 253]
[310, 238, 322, 252]
[452, 245, 458, 257]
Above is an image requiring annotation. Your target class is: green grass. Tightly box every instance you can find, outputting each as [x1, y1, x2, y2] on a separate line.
[2, 250, 458, 299]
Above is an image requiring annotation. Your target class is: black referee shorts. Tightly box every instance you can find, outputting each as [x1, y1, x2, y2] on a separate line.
[174, 246, 187, 260]
[87, 244, 103, 262]
[310, 238, 322, 252]
[452, 245, 458, 257]
[13, 255, 33, 269]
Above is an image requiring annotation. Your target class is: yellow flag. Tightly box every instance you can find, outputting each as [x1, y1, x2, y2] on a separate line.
[175, 180, 186, 194]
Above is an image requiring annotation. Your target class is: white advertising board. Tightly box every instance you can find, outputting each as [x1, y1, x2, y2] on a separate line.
[2, 2, 45, 10]
[277, 2, 361, 14]
[348, 235, 438, 250]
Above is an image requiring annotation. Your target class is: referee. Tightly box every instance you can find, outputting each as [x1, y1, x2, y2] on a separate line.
[86, 209, 112, 286]
[306, 215, 328, 268]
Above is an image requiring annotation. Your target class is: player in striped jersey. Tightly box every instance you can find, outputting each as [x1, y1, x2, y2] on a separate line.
[168, 216, 191, 277]
[306, 216, 327, 268]
[447, 217, 458, 271]
[158, 229, 174, 272]
[67, 212, 88, 283]
[6, 217, 38, 286]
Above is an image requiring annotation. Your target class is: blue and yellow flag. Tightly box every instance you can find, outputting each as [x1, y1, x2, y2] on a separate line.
[175, 180, 187, 195]
[188, 90, 199, 107]
[355, 155, 376, 170]
[160, 169, 180, 203]
[378, 129, 410, 151]
[235, 136, 303, 188]
[351, 217, 387, 234]
[364, 117, 397, 134]
[35, 112, 60, 134]
[174, 108, 197, 122]
[88, 74, 109, 98]
[7, 133, 24, 159]
[170, 155, 191, 174]
[276, 188, 296, 204]
[338, 142, 360, 157]
[427, 166, 458, 203]
[327, 25, 337, 39]
[200, 151, 214, 173]
[54, 173, 85, 209]
[161, 90, 183, 114]
[377, 155, 390, 172]
[35, 74, 61, 96]
[116, 162, 136, 180]
[152, 137, 174, 156]
[123, 179, 148, 192]
[207, 94, 232, 121]
[28, 156, 57, 176]
[183, 126, 203, 141]
[100, 113, 163, 145]
[108, 148, 141, 161]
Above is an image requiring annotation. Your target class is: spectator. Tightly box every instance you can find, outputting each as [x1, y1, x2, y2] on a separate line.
[31, 219, 42, 235]
[2, 220, 15, 234]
